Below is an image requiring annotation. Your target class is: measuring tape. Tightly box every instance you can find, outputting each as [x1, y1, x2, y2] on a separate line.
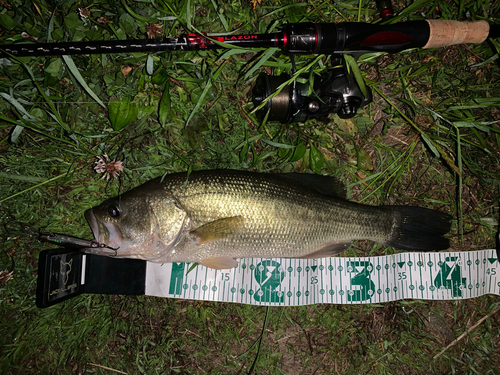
[145, 249, 499, 305]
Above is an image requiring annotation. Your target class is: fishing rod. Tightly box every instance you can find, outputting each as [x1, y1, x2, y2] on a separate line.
[1, 5, 498, 122]
[2, 17, 496, 56]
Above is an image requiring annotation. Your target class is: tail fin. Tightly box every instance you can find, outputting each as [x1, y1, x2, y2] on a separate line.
[383, 206, 452, 251]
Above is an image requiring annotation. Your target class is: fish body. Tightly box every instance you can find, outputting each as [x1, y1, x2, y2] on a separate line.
[84, 170, 452, 269]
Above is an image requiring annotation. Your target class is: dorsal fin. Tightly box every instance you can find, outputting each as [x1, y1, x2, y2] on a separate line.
[276, 173, 346, 199]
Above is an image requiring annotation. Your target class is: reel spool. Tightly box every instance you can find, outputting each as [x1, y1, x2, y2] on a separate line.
[252, 74, 308, 123]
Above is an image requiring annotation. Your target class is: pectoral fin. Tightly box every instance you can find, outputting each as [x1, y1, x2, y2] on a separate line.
[298, 242, 351, 259]
[199, 257, 239, 270]
[190, 216, 244, 244]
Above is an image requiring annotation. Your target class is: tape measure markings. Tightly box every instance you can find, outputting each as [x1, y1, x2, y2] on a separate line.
[145, 250, 499, 306]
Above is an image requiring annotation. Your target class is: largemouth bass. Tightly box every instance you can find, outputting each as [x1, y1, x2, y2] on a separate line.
[84, 170, 452, 269]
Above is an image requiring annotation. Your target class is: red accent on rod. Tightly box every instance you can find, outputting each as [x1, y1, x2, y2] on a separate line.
[313, 24, 319, 53]
[380, 8, 394, 19]
[187, 33, 208, 49]
[360, 31, 411, 46]
[282, 31, 287, 48]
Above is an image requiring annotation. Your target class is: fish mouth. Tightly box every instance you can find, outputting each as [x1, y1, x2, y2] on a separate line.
[84, 208, 99, 241]
[84, 208, 119, 255]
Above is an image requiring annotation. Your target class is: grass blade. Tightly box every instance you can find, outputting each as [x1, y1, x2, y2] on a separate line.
[246, 306, 271, 375]
[244, 48, 278, 80]
[62, 55, 106, 108]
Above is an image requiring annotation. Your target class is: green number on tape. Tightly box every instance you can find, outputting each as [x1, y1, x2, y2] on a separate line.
[253, 260, 285, 303]
[433, 257, 467, 297]
[169, 263, 186, 295]
[346, 261, 375, 302]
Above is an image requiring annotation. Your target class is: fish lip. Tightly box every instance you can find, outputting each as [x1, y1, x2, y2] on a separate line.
[84, 208, 121, 255]
[84, 208, 99, 242]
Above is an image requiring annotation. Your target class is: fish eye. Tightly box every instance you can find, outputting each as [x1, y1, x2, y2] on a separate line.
[108, 205, 121, 218]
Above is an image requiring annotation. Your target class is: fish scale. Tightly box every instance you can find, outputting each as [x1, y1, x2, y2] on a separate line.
[85, 170, 452, 269]
[167, 172, 374, 260]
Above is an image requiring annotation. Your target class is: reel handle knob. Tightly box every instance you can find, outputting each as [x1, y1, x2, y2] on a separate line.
[338, 100, 360, 119]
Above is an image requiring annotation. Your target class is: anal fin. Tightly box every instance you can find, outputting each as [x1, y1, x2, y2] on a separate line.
[199, 257, 239, 270]
[298, 242, 351, 259]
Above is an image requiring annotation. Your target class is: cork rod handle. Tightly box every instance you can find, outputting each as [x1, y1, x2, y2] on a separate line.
[424, 20, 490, 49]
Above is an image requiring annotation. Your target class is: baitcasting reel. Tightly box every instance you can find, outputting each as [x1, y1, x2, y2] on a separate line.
[252, 56, 372, 123]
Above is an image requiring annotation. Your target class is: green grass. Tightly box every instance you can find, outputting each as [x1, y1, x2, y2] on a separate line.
[1, 0, 500, 373]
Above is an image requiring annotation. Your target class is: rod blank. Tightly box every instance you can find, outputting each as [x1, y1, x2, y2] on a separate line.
[0, 20, 496, 58]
